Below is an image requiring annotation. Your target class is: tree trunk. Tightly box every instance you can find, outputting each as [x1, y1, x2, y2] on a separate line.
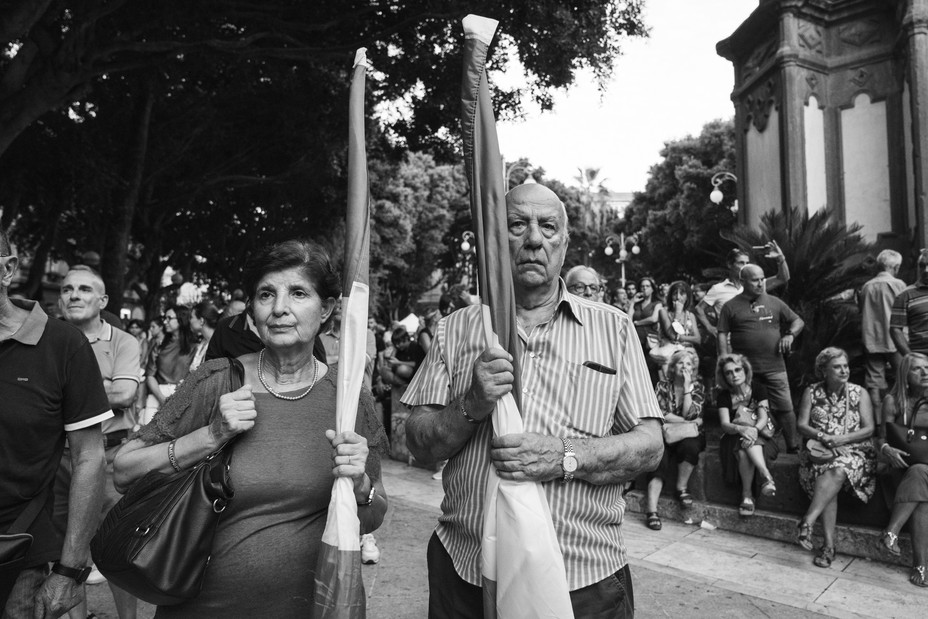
[103, 75, 154, 315]
[19, 204, 62, 300]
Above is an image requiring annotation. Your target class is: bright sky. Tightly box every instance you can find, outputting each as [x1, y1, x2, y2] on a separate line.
[496, 0, 756, 193]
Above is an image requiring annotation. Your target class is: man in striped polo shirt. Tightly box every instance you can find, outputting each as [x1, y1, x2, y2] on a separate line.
[403, 183, 664, 618]
[891, 249, 928, 356]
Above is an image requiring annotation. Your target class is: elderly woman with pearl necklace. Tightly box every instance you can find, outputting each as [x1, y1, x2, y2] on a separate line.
[114, 239, 388, 618]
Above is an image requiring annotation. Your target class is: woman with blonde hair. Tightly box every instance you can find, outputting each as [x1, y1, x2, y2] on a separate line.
[715, 353, 777, 517]
[796, 347, 876, 568]
[878, 352, 928, 587]
[644, 347, 705, 530]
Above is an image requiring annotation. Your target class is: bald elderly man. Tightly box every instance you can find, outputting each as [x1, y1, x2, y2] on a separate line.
[564, 265, 605, 302]
[402, 183, 664, 617]
[718, 263, 804, 453]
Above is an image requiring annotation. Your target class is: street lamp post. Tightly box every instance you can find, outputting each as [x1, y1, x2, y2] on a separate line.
[504, 161, 536, 189]
[709, 171, 739, 214]
[603, 233, 641, 288]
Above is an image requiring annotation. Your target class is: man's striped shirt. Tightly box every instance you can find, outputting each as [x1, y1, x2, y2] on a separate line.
[891, 283, 928, 353]
[402, 284, 663, 590]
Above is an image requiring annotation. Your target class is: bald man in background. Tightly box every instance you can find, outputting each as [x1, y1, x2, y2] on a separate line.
[718, 264, 804, 453]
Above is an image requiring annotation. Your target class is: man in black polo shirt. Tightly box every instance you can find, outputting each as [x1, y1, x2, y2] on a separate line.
[0, 230, 112, 617]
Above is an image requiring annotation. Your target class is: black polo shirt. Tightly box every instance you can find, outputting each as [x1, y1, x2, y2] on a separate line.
[0, 299, 111, 565]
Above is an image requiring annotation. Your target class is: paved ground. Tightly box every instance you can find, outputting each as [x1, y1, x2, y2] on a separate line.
[85, 458, 928, 618]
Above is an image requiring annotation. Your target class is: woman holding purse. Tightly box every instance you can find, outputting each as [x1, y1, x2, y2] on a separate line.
[796, 347, 876, 568]
[114, 240, 388, 617]
[877, 352, 928, 587]
[715, 354, 777, 517]
[644, 348, 705, 530]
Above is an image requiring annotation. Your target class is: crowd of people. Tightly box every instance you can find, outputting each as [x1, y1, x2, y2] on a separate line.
[5, 198, 928, 619]
[565, 247, 928, 588]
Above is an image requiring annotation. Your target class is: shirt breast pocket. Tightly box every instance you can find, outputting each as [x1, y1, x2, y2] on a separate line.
[566, 362, 619, 437]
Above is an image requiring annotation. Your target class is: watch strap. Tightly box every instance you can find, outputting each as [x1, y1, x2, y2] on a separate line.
[561, 437, 576, 482]
[52, 561, 91, 583]
[357, 484, 376, 506]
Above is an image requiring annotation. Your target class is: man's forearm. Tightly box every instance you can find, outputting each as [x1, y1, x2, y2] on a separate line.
[694, 302, 713, 332]
[575, 419, 663, 486]
[61, 443, 105, 566]
[775, 255, 790, 283]
[106, 380, 138, 409]
[890, 327, 910, 355]
[718, 332, 731, 356]
[406, 396, 482, 464]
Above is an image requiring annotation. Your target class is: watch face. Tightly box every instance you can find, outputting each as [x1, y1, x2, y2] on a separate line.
[563, 455, 578, 473]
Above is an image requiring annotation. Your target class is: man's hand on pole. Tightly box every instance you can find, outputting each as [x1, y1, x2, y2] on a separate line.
[465, 348, 513, 421]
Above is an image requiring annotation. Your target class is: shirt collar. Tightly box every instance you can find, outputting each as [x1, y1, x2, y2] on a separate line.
[558, 279, 585, 325]
[8, 298, 48, 345]
[85, 318, 113, 343]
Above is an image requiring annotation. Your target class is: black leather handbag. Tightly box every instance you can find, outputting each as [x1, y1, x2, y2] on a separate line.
[90, 360, 243, 606]
[885, 396, 928, 467]
[0, 491, 48, 609]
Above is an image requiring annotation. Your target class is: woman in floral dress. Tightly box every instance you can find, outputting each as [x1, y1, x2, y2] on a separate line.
[797, 347, 876, 568]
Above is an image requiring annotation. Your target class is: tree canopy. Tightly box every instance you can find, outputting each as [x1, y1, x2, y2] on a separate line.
[0, 0, 649, 316]
[622, 118, 738, 283]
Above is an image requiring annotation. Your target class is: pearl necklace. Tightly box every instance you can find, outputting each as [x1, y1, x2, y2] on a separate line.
[258, 349, 318, 400]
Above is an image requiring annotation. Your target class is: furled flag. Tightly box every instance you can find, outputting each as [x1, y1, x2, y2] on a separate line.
[459, 15, 574, 619]
[312, 47, 372, 619]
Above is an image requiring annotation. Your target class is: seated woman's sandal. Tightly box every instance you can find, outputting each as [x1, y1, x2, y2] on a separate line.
[739, 498, 755, 517]
[813, 546, 835, 568]
[646, 512, 662, 531]
[880, 531, 901, 556]
[911, 565, 928, 588]
[797, 521, 814, 551]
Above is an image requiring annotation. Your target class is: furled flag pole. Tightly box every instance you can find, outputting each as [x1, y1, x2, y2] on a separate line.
[459, 14, 574, 619]
[312, 47, 372, 619]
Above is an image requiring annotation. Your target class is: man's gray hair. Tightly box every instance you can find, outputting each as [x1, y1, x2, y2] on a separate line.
[66, 264, 106, 294]
[876, 249, 902, 271]
[564, 265, 599, 283]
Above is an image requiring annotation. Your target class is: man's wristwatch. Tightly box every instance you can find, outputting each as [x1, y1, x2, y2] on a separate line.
[51, 561, 91, 583]
[561, 438, 578, 482]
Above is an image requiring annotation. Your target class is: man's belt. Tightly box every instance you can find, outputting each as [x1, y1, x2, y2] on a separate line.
[103, 430, 129, 449]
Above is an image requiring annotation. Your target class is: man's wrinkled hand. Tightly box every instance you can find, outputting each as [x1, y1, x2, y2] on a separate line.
[466, 348, 514, 420]
[490, 433, 563, 482]
[33, 573, 81, 619]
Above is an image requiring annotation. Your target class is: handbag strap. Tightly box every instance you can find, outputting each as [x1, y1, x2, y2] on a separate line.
[907, 396, 928, 432]
[204, 358, 247, 485]
[5, 486, 49, 535]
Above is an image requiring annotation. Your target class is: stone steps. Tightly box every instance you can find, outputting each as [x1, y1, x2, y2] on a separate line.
[628, 420, 913, 564]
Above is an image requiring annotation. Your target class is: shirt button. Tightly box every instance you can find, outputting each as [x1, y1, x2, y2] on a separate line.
[522, 388, 528, 394]
[529, 352, 536, 358]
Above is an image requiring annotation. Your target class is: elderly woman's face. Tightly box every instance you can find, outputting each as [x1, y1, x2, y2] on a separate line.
[907, 358, 928, 389]
[722, 362, 746, 388]
[252, 267, 335, 351]
[672, 355, 694, 378]
[822, 355, 849, 386]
